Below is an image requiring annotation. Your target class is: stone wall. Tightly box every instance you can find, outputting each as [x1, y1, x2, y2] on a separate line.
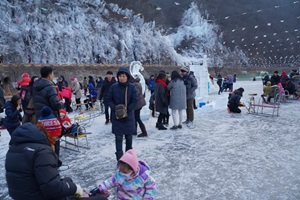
[0, 63, 287, 83]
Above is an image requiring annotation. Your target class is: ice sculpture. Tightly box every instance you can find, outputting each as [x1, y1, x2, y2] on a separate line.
[129, 61, 145, 94]
[129, 61, 149, 120]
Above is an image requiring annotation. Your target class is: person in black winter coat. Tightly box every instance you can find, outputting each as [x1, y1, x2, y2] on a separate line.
[217, 74, 223, 95]
[285, 78, 296, 95]
[227, 87, 244, 113]
[107, 67, 138, 161]
[99, 71, 116, 124]
[33, 66, 63, 119]
[131, 76, 147, 137]
[3, 94, 22, 135]
[270, 71, 281, 86]
[57, 75, 68, 91]
[5, 123, 107, 200]
[154, 72, 169, 130]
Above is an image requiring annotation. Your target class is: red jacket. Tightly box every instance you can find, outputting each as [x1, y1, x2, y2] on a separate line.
[17, 73, 31, 87]
[61, 87, 72, 101]
[55, 86, 63, 100]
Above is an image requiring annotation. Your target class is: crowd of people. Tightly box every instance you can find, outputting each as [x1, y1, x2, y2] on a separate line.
[0, 62, 198, 199]
[216, 73, 236, 95]
[261, 70, 300, 103]
[0, 64, 202, 200]
[0, 66, 160, 199]
[226, 69, 300, 114]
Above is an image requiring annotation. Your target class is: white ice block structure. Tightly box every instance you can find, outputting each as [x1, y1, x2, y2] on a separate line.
[129, 61, 150, 120]
[189, 55, 209, 106]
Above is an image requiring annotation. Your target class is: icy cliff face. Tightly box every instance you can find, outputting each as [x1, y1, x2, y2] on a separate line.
[0, 0, 247, 65]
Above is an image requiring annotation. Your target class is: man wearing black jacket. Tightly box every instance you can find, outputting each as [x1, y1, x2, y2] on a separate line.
[33, 66, 63, 119]
[33, 66, 64, 164]
[270, 71, 281, 86]
[99, 71, 116, 124]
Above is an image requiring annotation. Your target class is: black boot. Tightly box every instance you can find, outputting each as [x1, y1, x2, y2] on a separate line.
[158, 124, 167, 130]
[115, 151, 123, 161]
[138, 124, 148, 137]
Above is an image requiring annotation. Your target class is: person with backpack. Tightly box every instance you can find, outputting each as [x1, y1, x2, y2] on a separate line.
[22, 76, 39, 124]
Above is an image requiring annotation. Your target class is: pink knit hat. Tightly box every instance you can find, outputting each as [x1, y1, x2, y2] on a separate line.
[119, 149, 139, 173]
[70, 77, 75, 81]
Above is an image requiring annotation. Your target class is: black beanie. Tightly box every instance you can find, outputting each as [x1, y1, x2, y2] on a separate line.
[238, 87, 244, 93]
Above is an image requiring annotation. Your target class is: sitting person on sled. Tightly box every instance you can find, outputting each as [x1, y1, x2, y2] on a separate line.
[84, 83, 98, 110]
[59, 109, 84, 137]
[227, 87, 244, 113]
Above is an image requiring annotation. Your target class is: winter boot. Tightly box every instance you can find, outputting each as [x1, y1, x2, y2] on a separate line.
[156, 122, 159, 128]
[115, 151, 123, 161]
[158, 124, 167, 130]
[138, 124, 148, 137]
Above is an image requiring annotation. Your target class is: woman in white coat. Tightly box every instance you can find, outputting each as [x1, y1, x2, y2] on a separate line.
[71, 77, 82, 111]
[167, 70, 186, 130]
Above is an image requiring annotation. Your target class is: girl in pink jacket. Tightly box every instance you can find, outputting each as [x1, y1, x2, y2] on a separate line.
[96, 149, 156, 199]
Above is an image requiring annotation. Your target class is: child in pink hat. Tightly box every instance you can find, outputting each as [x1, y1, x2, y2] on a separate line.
[92, 149, 156, 199]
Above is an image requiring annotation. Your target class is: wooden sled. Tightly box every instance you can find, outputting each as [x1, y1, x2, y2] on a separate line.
[60, 126, 90, 152]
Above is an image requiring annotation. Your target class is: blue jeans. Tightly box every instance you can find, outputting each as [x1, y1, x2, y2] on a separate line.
[115, 134, 132, 156]
[104, 102, 110, 121]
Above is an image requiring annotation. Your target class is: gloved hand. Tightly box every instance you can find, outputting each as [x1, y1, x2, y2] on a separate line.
[89, 187, 100, 196]
[75, 184, 83, 197]
[89, 187, 110, 197]
[239, 102, 245, 107]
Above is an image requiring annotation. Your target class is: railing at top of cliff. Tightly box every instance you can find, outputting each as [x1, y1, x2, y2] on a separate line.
[0, 63, 181, 68]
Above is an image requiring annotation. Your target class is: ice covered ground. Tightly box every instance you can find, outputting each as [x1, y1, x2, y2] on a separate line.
[1, 80, 300, 199]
